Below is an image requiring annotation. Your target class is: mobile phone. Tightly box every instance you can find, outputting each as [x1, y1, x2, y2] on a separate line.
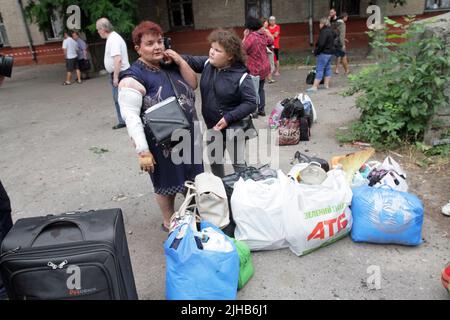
[163, 37, 172, 50]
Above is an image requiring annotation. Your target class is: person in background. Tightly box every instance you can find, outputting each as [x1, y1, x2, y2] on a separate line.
[307, 17, 335, 92]
[333, 12, 350, 75]
[72, 31, 90, 80]
[329, 8, 339, 27]
[96, 17, 130, 130]
[268, 16, 281, 76]
[0, 180, 13, 300]
[62, 32, 82, 85]
[262, 18, 276, 84]
[242, 16, 273, 117]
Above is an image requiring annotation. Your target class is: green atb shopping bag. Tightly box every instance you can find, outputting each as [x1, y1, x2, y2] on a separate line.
[231, 238, 254, 290]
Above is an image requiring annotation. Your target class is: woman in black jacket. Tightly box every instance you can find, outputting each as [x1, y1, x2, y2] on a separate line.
[307, 17, 335, 92]
[183, 29, 258, 177]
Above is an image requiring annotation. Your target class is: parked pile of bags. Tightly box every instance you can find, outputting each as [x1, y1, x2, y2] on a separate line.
[164, 150, 425, 300]
[269, 93, 317, 145]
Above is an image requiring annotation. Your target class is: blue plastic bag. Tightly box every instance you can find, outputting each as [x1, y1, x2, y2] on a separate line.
[164, 220, 239, 300]
[351, 185, 424, 246]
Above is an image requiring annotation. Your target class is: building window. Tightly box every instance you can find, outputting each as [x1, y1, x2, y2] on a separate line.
[425, 0, 450, 10]
[330, 0, 360, 16]
[245, 0, 272, 19]
[0, 13, 9, 47]
[44, 12, 64, 41]
[168, 0, 194, 29]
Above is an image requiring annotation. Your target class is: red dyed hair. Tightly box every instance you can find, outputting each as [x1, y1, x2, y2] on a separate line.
[132, 21, 163, 46]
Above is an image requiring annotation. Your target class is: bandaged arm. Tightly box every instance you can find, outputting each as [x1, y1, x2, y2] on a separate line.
[118, 85, 148, 154]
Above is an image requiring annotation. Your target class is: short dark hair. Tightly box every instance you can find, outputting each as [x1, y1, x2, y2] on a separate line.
[208, 29, 246, 64]
[245, 16, 263, 31]
[341, 12, 349, 18]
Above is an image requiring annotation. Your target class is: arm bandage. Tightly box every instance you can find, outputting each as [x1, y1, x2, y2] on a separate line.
[118, 87, 149, 154]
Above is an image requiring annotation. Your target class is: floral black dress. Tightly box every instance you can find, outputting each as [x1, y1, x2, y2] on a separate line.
[120, 60, 204, 195]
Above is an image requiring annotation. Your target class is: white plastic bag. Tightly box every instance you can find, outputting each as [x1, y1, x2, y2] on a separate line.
[375, 156, 408, 192]
[282, 169, 353, 256]
[297, 93, 317, 123]
[231, 170, 290, 251]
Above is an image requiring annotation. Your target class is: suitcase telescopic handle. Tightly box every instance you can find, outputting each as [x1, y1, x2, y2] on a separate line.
[29, 217, 86, 246]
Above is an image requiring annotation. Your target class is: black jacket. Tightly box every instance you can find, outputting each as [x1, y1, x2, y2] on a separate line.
[314, 26, 336, 56]
[183, 55, 257, 129]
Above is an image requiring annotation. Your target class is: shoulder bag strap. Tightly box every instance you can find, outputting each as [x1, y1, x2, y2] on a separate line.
[161, 69, 181, 102]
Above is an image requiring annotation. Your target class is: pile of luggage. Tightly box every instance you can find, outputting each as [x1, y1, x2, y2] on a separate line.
[0, 149, 427, 300]
[268, 93, 317, 145]
[161, 149, 426, 300]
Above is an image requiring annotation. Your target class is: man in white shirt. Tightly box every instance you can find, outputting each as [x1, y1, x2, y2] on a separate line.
[62, 32, 82, 85]
[96, 18, 130, 129]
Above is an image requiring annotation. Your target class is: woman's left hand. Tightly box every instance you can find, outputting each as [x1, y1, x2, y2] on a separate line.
[214, 117, 228, 131]
[163, 49, 184, 65]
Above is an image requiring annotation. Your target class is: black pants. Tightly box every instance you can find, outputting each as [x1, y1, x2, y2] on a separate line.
[258, 79, 266, 113]
[0, 180, 12, 288]
[207, 131, 247, 178]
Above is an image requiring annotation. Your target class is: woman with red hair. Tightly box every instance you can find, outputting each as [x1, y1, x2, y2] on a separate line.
[118, 21, 203, 232]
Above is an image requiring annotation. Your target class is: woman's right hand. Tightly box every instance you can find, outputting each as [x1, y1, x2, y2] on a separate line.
[164, 49, 184, 66]
[138, 151, 156, 173]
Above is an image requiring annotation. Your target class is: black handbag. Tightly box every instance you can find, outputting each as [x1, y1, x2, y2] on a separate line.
[306, 69, 316, 85]
[292, 151, 330, 172]
[142, 71, 190, 147]
[79, 59, 91, 71]
[306, 66, 325, 85]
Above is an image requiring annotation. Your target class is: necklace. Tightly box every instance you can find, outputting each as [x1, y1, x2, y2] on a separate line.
[138, 59, 160, 72]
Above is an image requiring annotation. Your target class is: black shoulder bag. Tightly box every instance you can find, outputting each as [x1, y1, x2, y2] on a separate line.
[142, 70, 190, 147]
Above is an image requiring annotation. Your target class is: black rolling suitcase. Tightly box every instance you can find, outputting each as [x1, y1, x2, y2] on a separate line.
[0, 208, 138, 300]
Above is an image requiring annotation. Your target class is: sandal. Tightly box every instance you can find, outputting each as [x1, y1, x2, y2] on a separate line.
[161, 223, 169, 233]
[62, 81, 72, 86]
[77, 80, 82, 84]
[268, 79, 276, 84]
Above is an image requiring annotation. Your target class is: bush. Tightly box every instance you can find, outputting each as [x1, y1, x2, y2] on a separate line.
[343, 16, 450, 147]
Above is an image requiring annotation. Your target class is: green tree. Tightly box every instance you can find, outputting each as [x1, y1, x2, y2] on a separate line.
[343, 16, 450, 148]
[25, 0, 138, 70]
[25, 0, 137, 37]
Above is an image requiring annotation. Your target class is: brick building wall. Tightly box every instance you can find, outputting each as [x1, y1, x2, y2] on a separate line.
[0, 0, 46, 47]
[192, 0, 245, 29]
